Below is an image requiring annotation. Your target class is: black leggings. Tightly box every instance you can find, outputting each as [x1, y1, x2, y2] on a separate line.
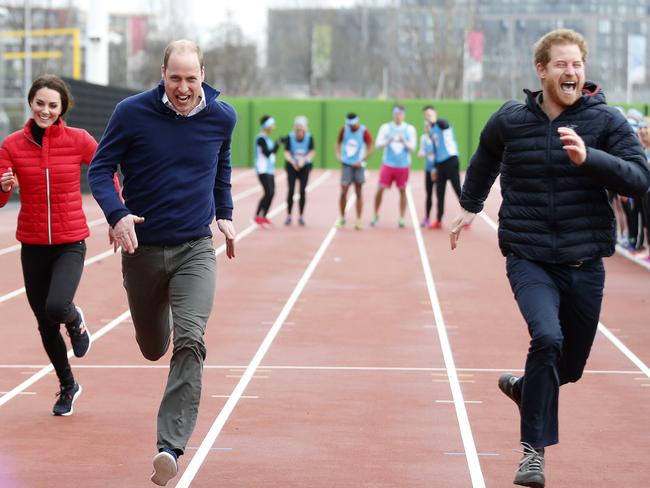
[21, 241, 86, 388]
[256, 173, 275, 217]
[424, 170, 434, 219]
[435, 156, 462, 221]
[286, 163, 312, 215]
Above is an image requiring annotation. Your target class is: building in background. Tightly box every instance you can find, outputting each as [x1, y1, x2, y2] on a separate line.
[0, 0, 649, 125]
[267, 0, 650, 101]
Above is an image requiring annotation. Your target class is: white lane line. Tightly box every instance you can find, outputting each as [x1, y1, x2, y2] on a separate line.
[437, 400, 483, 404]
[231, 169, 255, 182]
[0, 310, 131, 408]
[0, 244, 20, 256]
[613, 245, 650, 271]
[0, 364, 642, 375]
[211, 395, 259, 399]
[0, 175, 289, 304]
[0, 217, 107, 256]
[478, 210, 650, 380]
[0, 247, 116, 304]
[407, 186, 485, 488]
[176, 192, 351, 488]
[0, 172, 332, 408]
[445, 452, 500, 457]
[597, 322, 650, 379]
[213, 171, 330, 256]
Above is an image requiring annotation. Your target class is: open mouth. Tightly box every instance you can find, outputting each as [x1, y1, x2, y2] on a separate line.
[560, 81, 577, 95]
[176, 95, 191, 103]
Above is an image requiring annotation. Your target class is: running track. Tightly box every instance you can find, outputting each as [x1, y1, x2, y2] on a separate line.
[0, 169, 647, 487]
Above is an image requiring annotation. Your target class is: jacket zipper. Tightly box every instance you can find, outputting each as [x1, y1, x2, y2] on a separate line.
[546, 120, 557, 256]
[46, 167, 52, 244]
[23, 132, 51, 244]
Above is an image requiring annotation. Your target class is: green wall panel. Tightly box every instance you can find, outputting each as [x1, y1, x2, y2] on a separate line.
[221, 96, 251, 168]
[223, 98, 650, 170]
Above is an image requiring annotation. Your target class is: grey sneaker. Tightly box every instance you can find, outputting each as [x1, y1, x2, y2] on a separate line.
[498, 373, 521, 408]
[514, 442, 545, 488]
[151, 449, 178, 486]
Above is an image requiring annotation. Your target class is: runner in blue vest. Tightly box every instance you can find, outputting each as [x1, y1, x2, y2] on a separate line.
[371, 105, 417, 228]
[424, 105, 462, 229]
[335, 113, 374, 229]
[283, 116, 315, 226]
[254, 115, 280, 227]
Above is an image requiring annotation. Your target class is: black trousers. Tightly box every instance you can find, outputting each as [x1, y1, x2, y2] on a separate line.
[21, 241, 86, 388]
[622, 197, 644, 249]
[505, 255, 605, 447]
[424, 170, 435, 219]
[286, 163, 312, 215]
[435, 156, 461, 221]
[256, 173, 275, 217]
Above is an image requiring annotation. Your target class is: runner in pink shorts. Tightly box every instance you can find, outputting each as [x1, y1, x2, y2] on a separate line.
[371, 105, 417, 228]
[378, 165, 409, 189]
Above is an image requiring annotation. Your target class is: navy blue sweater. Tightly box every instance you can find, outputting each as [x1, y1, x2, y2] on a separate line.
[88, 81, 236, 245]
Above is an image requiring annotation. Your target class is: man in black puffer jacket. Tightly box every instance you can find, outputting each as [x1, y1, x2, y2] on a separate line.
[450, 29, 650, 488]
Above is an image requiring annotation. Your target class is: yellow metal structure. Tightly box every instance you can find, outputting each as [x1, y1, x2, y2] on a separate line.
[0, 28, 81, 79]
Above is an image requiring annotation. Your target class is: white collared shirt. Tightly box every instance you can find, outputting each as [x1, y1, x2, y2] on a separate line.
[162, 86, 207, 117]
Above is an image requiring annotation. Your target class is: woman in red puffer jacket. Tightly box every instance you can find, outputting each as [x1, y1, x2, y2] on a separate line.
[0, 74, 111, 417]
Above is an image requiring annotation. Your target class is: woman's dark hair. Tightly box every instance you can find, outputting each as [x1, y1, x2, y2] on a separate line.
[260, 115, 271, 126]
[27, 74, 74, 116]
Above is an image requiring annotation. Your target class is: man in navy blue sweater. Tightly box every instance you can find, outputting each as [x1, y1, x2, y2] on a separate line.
[88, 39, 236, 486]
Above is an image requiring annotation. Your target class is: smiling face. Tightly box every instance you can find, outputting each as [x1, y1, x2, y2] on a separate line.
[537, 43, 585, 112]
[161, 50, 205, 116]
[30, 87, 62, 129]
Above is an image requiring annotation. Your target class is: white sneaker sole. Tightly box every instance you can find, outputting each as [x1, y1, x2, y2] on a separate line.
[74, 306, 92, 357]
[151, 451, 178, 486]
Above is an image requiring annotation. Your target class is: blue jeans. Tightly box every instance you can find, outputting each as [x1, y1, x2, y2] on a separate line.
[505, 255, 605, 447]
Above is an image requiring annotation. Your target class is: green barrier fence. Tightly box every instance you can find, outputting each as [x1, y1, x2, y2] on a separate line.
[221, 97, 648, 170]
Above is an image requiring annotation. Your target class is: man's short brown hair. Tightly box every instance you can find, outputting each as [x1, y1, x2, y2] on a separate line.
[163, 39, 204, 69]
[533, 29, 588, 67]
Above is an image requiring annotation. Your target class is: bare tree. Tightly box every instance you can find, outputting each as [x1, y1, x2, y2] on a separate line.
[203, 16, 264, 96]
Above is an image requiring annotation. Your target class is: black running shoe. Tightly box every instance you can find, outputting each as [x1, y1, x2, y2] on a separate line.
[53, 383, 82, 416]
[66, 306, 91, 358]
[498, 373, 521, 408]
[514, 442, 545, 487]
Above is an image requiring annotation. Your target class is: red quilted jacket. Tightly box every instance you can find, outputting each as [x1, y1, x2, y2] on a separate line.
[0, 118, 97, 244]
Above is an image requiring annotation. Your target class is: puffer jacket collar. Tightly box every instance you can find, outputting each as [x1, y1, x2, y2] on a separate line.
[22, 117, 66, 144]
[522, 81, 605, 118]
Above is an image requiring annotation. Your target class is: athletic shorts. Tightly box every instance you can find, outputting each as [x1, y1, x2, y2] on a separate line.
[341, 164, 366, 185]
[378, 164, 409, 189]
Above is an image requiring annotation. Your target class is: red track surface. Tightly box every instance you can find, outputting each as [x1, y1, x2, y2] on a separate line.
[0, 168, 647, 487]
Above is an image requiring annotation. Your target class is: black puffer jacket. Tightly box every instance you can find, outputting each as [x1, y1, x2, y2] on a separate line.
[460, 82, 650, 264]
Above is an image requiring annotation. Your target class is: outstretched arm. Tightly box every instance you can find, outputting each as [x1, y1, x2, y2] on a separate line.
[450, 105, 506, 249]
